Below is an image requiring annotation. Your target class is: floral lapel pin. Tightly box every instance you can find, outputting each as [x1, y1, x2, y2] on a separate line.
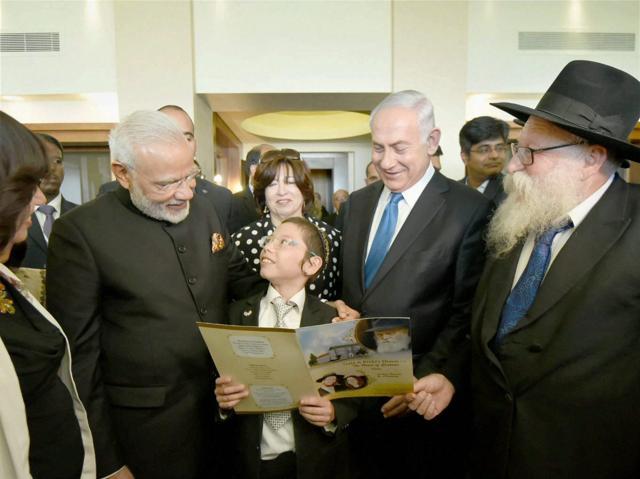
[211, 233, 225, 253]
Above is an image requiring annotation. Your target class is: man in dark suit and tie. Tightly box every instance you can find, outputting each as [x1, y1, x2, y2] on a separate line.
[459, 116, 510, 206]
[46, 111, 262, 479]
[21, 133, 78, 268]
[339, 90, 492, 477]
[471, 60, 640, 479]
[232, 143, 275, 232]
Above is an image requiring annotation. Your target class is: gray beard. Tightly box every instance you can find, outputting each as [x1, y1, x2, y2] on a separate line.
[129, 181, 190, 224]
[375, 335, 411, 353]
[486, 166, 583, 258]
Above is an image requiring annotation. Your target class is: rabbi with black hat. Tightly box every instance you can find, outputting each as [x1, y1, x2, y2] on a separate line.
[470, 60, 640, 479]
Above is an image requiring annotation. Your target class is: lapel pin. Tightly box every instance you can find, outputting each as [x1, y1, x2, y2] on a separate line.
[211, 233, 225, 253]
[243, 309, 252, 317]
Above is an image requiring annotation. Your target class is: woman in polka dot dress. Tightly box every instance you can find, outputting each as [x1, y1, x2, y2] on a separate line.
[232, 150, 341, 300]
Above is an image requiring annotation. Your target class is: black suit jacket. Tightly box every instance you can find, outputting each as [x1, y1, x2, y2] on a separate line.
[224, 293, 357, 479]
[341, 171, 492, 387]
[98, 179, 241, 234]
[22, 196, 77, 268]
[46, 188, 263, 478]
[459, 175, 506, 207]
[231, 188, 260, 233]
[471, 176, 640, 479]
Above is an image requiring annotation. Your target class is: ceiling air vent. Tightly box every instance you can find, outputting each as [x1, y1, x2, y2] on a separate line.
[0, 32, 60, 53]
[519, 32, 635, 51]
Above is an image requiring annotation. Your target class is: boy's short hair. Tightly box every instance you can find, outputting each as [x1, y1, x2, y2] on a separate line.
[282, 217, 329, 282]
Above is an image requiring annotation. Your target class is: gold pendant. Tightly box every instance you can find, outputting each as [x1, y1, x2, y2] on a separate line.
[0, 283, 15, 316]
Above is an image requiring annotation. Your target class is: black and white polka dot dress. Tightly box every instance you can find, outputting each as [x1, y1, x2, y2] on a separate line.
[231, 213, 341, 300]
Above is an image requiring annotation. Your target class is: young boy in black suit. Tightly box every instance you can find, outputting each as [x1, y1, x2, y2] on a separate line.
[215, 217, 357, 479]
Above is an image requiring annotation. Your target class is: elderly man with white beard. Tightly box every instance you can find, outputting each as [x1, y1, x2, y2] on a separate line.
[470, 60, 640, 479]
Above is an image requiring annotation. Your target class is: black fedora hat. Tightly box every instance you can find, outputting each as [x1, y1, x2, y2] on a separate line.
[492, 60, 640, 163]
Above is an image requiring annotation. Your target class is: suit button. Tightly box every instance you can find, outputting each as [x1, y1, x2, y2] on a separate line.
[504, 393, 512, 402]
[200, 307, 208, 315]
[178, 245, 187, 253]
[188, 277, 197, 285]
[201, 188, 209, 194]
[528, 344, 543, 353]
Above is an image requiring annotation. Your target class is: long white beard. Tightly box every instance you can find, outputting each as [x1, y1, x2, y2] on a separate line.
[375, 333, 411, 353]
[486, 163, 583, 258]
[129, 181, 190, 224]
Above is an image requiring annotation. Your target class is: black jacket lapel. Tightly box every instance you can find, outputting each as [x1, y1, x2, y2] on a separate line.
[28, 213, 48, 253]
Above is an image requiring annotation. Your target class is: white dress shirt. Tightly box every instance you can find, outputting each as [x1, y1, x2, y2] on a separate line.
[512, 174, 615, 288]
[258, 285, 305, 460]
[366, 164, 435, 258]
[34, 193, 62, 242]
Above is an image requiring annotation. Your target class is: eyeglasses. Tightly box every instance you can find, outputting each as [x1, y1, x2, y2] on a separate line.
[469, 144, 509, 155]
[510, 141, 587, 166]
[130, 167, 201, 193]
[258, 235, 319, 258]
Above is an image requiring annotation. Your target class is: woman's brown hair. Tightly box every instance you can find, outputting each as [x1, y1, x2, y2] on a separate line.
[252, 149, 315, 214]
[0, 111, 48, 252]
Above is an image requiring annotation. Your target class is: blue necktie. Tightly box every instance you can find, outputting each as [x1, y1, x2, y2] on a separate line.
[495, 220, 573, 346]
[37, 204, 56, 240]
[364, 192, 403, 289]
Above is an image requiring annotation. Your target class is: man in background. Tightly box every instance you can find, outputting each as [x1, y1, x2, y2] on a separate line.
[459, 116, 510, 205]
[326, 189, 348, 228]
[21, 133, 78, 268]
[232, 143, 275, 231]
[364, 160, 380, 185]
[430, 145, 444, 171]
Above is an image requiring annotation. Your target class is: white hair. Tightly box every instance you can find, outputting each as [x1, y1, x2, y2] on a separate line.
[370, 90, 436, 143]
[109, 110, 186, 168]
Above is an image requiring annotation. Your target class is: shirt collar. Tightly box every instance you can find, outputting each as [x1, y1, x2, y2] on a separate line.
[48, 193, 62, 212]
[566, 173, 615, 229]
[265, 284, 306, 310]
[380, 163, 435, 208]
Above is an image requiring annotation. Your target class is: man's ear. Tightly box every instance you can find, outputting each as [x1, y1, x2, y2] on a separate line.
[582, 144, 609, 179]
[302, 255, 323, 278]
[426, 128, 442, 156]
[460, 150, 469, 165]
[112, 163, 131, 190]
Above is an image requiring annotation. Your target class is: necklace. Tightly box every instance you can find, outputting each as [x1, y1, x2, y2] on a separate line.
[0, 282, 15, 315]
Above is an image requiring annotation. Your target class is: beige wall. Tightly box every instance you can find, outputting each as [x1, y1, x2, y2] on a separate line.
[393, 1, 469, 180]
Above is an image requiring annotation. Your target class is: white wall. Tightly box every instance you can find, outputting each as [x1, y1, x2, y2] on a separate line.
[113, 1, 194, 116]
[1, 0, 118, 122]
[467, 1, 640, 93]
[193, 0, 392, 94]
[392, 0, 469, 180]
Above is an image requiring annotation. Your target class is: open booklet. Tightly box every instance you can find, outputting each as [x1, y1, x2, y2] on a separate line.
[197, 317, 414, 413]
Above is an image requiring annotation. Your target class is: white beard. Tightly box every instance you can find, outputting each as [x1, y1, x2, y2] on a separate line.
[129, 181, 190, 224]
[487, 162, 584, 258]
[375, 333, 411, 353]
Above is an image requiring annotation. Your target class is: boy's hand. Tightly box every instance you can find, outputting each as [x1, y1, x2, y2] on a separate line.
[299, 395, 336, 427]
[215, 375, 249, 410]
